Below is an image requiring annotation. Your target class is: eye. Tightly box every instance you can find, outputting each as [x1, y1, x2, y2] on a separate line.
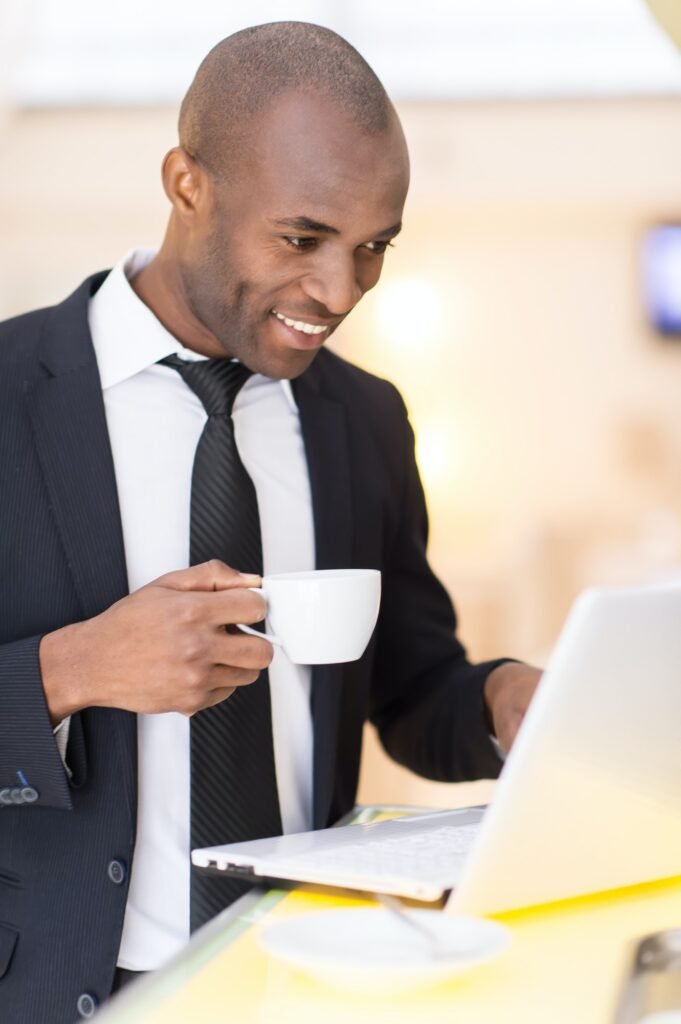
[283, 236, 317, 251]
[364, 240, 395, 255]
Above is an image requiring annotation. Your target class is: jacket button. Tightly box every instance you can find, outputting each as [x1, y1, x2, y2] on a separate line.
[21, 786, 38, 803]
[76, 992, 98, 1018]
[9, 788, 24, 805]
[0, 788, 12, 805]
[107, 859, 126, 885]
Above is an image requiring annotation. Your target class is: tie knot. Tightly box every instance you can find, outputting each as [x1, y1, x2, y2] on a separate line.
[160, 354, 253, 415]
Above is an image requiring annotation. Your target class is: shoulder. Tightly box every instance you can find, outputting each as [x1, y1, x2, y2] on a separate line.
[0, 305, 53, 368]
[0, 271, 109, 375]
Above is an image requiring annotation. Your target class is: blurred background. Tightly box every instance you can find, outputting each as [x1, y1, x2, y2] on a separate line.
[2, 0, 681, 807]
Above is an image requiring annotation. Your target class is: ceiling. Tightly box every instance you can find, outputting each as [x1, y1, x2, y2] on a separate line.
[4, 0, 681, 106]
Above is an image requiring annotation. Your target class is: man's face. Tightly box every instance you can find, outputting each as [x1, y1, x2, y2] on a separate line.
[178, 90, 410, 379]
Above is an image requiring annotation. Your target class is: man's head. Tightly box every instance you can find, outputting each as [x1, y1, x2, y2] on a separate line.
[148, 22, 410, 378]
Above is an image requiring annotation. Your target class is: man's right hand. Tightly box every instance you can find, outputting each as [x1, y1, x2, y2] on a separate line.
[39, 561, 272, 725]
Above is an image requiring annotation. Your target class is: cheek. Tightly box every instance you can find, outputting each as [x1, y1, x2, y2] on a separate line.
[358, 257, 384, 294]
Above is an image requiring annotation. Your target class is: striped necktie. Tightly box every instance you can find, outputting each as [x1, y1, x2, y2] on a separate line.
[160, 354, 283, 931]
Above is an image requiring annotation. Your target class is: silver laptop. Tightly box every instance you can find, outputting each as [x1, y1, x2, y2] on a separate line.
[192, 582, 681, 916]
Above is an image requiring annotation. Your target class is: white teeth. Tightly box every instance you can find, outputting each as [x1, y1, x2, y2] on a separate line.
[272, 310, 327, 335]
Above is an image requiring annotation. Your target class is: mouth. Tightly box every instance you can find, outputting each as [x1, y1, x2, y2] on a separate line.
[271, 309, 331, 336]
[269, 308, 334, 351]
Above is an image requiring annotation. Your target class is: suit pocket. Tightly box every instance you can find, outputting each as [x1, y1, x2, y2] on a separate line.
[0, 922, 18, 978]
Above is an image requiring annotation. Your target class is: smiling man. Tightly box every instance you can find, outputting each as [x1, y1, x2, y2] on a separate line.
[0, 22, 540, 1024]
[133, 83, 407, 379]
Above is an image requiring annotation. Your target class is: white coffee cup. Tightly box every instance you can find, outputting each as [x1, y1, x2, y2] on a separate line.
[237, 568, 381, 665]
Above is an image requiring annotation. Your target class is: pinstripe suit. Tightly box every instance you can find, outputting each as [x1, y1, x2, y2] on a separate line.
[0, 272, 504, 1023]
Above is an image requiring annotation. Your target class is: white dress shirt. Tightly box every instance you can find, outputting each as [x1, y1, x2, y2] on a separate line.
[82, 249, 315, 969]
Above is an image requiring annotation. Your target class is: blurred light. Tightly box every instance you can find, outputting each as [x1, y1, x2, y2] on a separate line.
[642, 225, 681, 336]
[416, 418, 460, 492]
[372, 277, 444, 349]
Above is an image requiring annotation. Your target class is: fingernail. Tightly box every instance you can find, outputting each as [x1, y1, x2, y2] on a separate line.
[238, 572, 261, 583]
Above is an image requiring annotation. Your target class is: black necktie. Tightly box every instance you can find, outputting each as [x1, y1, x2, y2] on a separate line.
[160, 354, 283, 931]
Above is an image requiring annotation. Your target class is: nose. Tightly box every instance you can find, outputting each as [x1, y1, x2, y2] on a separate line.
[301, 251, 364, 317]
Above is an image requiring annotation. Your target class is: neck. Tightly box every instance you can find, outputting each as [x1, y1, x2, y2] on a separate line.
[131, 245, 225, 358]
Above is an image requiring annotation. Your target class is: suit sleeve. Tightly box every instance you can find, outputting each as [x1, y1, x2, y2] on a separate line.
[0, 635, 73, 809]
[369, 390, 507, 782]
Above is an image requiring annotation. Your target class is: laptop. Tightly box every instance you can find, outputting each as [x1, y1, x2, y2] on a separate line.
[192, 582, 681, 916]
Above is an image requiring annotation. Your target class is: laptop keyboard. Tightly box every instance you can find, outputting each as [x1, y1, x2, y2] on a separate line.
[287, 822, 481, 882]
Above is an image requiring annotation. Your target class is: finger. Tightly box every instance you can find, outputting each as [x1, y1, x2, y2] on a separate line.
[207, 663, 266, 690]
[212, 630, 273, 671]
[501, 712, 524, 753]
[205, 687, 239, 709]
[184, 686, 236, 715]
[194, 665, 266, 710]
[181, 662, 266, 715]
[193, 587, 268, 628]
[150, 561, 262, 594]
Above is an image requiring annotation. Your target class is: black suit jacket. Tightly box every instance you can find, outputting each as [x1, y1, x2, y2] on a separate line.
[0, 273, 504, 1023]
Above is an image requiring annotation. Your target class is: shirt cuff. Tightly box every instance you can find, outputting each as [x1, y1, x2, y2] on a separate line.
[489, 733, 507, 761]
[53, 717, 73, 779]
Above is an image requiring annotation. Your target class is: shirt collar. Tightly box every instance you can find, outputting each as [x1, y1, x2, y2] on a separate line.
[88, 248, 298, 413]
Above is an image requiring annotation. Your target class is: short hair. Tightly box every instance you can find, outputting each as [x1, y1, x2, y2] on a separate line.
[179, 21, 393, 178]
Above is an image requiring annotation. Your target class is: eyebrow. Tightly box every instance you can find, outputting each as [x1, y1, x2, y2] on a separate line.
[272, 216, 403, 239]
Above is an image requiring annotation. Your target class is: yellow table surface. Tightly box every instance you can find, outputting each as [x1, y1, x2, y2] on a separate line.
[99, 806, 681, 1024]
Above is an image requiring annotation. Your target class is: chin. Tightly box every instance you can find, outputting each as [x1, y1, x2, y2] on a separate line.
[250, 346, 320, 381]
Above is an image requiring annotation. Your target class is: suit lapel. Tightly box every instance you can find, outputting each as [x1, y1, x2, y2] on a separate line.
[26, 361, 129, 620]
[24, 275, 136, 819]
[294, 361, 353, 827]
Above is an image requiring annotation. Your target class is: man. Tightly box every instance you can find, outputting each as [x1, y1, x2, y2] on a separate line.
[0, 22, 540, 1023]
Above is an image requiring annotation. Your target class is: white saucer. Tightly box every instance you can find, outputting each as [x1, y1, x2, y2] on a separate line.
[259, 908, 510, 993]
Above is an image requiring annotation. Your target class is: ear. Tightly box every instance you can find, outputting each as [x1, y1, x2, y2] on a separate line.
[161, 147, 207, 221]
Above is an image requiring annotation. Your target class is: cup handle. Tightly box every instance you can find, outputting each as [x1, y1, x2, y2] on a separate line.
[236, 587, 281, 646]
[236, 623, 281, 645]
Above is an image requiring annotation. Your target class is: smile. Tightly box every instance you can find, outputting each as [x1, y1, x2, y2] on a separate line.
[271, 310, 329, 336]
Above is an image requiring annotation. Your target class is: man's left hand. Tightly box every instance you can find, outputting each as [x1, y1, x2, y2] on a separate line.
[483, 662, 543, 754]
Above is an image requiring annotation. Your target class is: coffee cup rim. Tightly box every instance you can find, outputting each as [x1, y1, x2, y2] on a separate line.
[264, 569, 380, 583]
